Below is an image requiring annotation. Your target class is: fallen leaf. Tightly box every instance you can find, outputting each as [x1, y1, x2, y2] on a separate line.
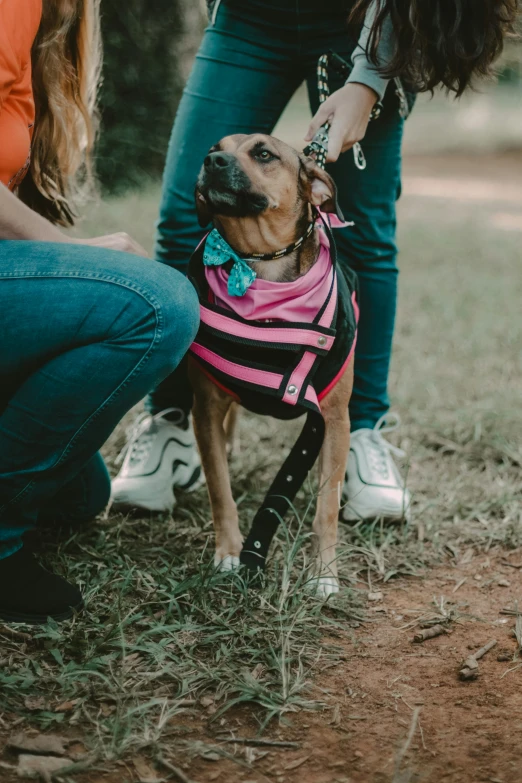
[24, 697, 48, 712]
[134, 756, 161, 783]
[284, 755, 310, 771]
[250, 663, 265, 680]
[516, 616, 522, 649]
[67, 742, 88, 762]
[8, 732, 69, 756]
[123, 652, 142, 671]
[17, 753, 72, 780]
[330, 704, 342, 726]
[202, 752, 220, 762]
[54, 699, 80, 713]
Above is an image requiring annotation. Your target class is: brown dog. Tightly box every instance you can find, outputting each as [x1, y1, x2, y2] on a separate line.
[188, 133, 355, 597]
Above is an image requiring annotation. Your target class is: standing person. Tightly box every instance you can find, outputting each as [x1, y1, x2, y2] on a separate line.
[0, 0, 199, 624]
[112, 0, 517, 520]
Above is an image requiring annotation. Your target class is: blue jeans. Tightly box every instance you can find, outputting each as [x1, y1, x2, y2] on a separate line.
[0, 241, 199, 559]
[150, 0, 404, 430]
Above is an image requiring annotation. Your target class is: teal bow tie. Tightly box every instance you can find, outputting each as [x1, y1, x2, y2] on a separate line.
[203, 229, 257, 297]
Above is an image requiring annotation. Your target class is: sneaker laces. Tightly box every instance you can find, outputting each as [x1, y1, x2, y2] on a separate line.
[115, 407, 186, 469]
[359, 413, 406, 482]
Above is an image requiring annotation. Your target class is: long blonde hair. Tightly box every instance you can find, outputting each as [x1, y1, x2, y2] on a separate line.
[18, 0, 102, 225]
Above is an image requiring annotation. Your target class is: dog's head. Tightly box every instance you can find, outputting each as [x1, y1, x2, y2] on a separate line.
[195, 133, 344, 230]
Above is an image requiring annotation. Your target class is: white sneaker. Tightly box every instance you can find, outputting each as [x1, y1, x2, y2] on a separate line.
[111, 408, 204, 512]
[342, 414, 411, 522]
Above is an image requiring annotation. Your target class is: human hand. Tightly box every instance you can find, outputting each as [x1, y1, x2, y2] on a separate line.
[304, 83, 378, 163]
[75, 233, 149, 257]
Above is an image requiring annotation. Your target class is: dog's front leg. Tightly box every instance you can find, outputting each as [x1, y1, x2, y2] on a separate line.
[311, 360, 354, 597]
[189, 364, 243, 570]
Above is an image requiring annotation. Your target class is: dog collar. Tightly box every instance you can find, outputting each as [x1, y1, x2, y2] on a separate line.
[203, 215, 317, 297]
[245, 216, 316, 261]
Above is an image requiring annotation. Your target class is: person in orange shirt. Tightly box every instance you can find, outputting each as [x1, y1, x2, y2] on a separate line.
[0, 0, 199, 624]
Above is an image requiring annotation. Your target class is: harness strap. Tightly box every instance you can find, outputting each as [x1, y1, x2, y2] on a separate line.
[240, 410, 325, 571]
[238, 212, 343, 574]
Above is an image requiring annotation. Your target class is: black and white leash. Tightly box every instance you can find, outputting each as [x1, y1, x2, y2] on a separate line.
[303, 52, 381, 171]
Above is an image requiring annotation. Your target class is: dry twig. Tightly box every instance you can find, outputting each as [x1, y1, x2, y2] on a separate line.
[413, 624, 448, 643]
[459, 639, 497, 680]
[0, 625, 31, 642]
[393, 707, 421, 782]
[219, 737, 301, 748]
[157, 757, 197, 783]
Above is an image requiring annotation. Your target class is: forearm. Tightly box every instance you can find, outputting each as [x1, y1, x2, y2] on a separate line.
[0, 183, 67, 242]
[346, 0, 394, 102]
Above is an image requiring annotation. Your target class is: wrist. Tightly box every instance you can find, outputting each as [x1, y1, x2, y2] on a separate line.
[342, 81, 379, 107]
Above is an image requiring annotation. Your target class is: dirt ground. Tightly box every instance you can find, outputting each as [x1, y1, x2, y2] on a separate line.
[3, 550, 522, 783]
[181, 551, 522, 783]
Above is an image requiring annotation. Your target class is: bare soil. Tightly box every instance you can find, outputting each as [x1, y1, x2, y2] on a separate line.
[183, 550, 522, 783]
[3, 550, 521, 783]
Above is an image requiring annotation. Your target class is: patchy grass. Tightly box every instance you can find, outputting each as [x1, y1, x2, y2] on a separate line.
[1, 151, 522, 781]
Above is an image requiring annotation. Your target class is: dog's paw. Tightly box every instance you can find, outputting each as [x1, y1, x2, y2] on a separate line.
[308, 574, 339, 598]
[214, 554, 240, 572]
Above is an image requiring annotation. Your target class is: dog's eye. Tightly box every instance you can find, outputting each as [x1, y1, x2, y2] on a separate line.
[256, 149, 275, 161]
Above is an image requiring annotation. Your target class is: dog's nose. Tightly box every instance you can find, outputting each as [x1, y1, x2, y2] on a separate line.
[204, 151, 232, 171]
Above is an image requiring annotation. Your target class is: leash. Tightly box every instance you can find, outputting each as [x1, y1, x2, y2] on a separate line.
[303, 52, 381, 171]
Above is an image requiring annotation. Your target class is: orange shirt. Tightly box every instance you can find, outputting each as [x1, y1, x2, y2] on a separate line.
[0, 0, 42, 189]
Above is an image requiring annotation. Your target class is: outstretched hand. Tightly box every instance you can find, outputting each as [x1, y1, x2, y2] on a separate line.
[304, 82, 378, 163]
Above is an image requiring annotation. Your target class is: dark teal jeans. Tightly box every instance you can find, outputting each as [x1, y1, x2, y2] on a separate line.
[150, 0, 405, 430]
[0, 241, 199, 559]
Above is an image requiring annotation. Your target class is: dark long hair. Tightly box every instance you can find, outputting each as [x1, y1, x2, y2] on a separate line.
[350, 0, 519, 96]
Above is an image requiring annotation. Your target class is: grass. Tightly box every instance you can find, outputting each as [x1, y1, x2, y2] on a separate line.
[2, 126, 522, 778]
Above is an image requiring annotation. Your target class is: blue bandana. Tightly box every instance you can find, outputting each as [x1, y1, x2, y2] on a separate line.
[203, 229, 257, 297]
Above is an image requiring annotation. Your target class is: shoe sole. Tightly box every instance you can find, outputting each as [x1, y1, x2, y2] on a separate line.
[0, 601, 84, 625]
[341, 503, 411, 523]
[111, 465, 205, 513]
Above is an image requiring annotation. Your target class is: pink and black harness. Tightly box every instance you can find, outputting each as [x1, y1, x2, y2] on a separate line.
[189, 212, 358, 573]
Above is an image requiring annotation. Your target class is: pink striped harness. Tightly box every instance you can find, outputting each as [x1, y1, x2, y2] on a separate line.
[188, 212, 358, 573]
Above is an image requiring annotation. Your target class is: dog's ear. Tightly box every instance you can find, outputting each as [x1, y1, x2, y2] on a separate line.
[300, 157, 344, 222]
[195, 189, 212, 227]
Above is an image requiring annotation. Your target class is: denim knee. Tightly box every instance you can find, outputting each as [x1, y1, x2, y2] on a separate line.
[142, 265, 200, 375]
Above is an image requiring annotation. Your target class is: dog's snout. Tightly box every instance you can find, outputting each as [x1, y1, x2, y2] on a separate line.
[204, 151, 232, 171]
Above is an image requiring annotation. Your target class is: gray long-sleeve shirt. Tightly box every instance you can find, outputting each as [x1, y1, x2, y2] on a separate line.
[346, 1, 394, 101]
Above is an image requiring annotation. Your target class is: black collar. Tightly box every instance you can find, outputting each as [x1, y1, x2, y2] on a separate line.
[241, 212, 317, 262]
